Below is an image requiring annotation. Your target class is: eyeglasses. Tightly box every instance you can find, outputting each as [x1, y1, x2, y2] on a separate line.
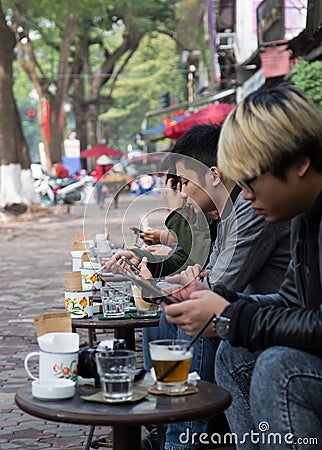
[237, 171, 267, 193]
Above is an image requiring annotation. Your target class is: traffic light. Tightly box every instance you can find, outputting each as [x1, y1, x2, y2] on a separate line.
[160, 92, 170, 109]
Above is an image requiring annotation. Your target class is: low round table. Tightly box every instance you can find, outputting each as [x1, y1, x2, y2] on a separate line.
[72, 314, 160, 349]
[15, 381, 231, 450]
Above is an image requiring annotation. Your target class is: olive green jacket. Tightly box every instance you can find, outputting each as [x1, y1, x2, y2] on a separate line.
[131, 208, 217, 278]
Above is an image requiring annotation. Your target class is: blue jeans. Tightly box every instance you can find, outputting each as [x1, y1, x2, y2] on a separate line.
[215, 342, 322, 450]
[95, 181, 106, 205]
[143, 311, 219, 450]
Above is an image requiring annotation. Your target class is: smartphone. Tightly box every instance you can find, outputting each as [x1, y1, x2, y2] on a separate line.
[130, 226, 143, 234]
[166, 174, 182, 191]
[122, 269, 175, 305]
[120, 256, 141, 275]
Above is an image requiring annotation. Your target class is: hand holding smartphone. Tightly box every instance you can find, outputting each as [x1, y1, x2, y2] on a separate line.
[121, 269, 175, 305]
[120, 255, 141, 275]
[130, 226, 143, 234]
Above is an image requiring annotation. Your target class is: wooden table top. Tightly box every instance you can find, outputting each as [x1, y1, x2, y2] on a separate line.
[72, 314, 160, 330]
[15, 381, 231, 427]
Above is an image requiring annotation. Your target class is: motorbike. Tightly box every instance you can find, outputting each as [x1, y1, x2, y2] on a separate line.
[34, 173, 95, 205]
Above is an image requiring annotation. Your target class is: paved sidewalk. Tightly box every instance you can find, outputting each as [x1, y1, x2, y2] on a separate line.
[0, 192, 166, 449]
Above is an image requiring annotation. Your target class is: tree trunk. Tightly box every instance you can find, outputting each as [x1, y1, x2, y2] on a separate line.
[48, 13, 77, 164]
[0, 5, 36, 213]
[86, 103, 99, 147]
[70, 57, 87, 160]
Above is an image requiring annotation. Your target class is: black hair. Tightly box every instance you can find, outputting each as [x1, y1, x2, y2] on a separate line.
[171, 123, 221, 180]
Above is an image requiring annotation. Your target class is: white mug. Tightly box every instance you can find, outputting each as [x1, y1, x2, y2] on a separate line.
[81, 267, 103, 292]
[24, 350, 79, 383]
[65, 289, 93, 318]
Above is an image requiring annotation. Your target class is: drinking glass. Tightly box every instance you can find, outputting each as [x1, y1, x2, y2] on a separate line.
[148, 339, 194, 393]
[132, 285, 158, 316]
[105, 281, 133, 311]
[101, 287, 125, 317]
[95, 350, 136, 402]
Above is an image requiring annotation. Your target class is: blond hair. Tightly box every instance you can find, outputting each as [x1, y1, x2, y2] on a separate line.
[218, 86, 322, 181]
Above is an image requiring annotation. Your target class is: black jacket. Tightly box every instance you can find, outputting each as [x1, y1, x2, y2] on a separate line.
[223, 191, 322, 357]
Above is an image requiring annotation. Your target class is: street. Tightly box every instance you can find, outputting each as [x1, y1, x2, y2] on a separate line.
[0, 192, 167, 449]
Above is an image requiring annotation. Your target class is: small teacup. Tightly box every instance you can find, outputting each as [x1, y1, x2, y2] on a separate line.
[71, 251, 84, 271]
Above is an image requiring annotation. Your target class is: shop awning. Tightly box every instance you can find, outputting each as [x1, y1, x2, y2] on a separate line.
[164, 103, 235, 139]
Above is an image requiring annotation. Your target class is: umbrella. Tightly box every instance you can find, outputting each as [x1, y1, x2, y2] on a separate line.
[80, 143, 123, 159]
[164, 103, 235, 139]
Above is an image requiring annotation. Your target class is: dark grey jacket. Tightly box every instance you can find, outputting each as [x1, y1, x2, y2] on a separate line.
[207, 192, 291, 294]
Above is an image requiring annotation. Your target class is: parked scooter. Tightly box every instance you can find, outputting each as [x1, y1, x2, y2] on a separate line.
[34, 173, 95, 205]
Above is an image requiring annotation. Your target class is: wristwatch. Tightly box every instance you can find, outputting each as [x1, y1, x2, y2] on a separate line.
[213, 313, 231, 340]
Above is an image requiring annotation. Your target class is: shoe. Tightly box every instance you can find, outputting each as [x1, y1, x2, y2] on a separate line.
[141, 425, 165, 450]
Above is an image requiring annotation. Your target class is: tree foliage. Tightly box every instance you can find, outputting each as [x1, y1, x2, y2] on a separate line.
[99, 33, 187, 150]
[3, 0, 180, 166]
[290, 59, 322, 113]
[2, 0, 205, 164]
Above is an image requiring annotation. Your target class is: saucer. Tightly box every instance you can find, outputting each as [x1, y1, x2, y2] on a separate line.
[81, 386, 148, 404]
[32, 378, 75, 400]
[148, 384, 198, 396]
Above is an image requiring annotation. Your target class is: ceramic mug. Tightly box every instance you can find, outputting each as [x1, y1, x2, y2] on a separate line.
[80, 267, 103, 292]
[24, 350, 78, 383]
[65, 289, 93, 318]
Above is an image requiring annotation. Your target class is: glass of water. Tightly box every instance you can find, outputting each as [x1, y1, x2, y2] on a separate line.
[105, 281, 133, 311]
[101, 286, 125, 317]
[95, 350, 136, 402]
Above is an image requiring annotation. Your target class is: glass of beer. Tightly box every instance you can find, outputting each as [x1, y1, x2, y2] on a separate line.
[148, 339, 194, 393]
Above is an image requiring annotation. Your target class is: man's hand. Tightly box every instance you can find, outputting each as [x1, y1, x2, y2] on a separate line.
[163, 290, 230, 337]
[161, 179, 186, 211]
[138, 257, 152, 279]
[162, 273, 208, 302]
[104, 250, 141, 274]
[180, 264, 207, 280]
[139, 229, 162, 245]
[146, 244, 172, 255]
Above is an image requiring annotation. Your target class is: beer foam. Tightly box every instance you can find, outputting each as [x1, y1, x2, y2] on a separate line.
[150, 346, 193, 361]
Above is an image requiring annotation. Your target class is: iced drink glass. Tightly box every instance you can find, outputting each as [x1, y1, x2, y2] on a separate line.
[132, 285, 158, 316]
[149, 339, 193, 393]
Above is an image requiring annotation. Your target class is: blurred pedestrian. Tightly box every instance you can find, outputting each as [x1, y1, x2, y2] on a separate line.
[52, 162, 69, 179]
[93, 155, 112, 208]
[139, 174, 154, 194]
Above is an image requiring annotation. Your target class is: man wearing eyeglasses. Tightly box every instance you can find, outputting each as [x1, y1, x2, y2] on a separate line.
[163, 86, 322, 448]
